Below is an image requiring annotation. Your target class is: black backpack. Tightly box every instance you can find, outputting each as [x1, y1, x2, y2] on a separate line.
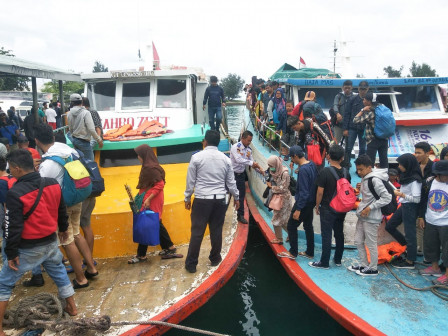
[367, 177, 397, 216]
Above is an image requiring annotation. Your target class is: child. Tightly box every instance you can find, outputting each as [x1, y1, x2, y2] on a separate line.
[418, 160, 448, 285]
[286, 101, 294, 116]
[388, 168, 401, 188]
[385, 153, 422, 269]
[349, 155, 391, 276]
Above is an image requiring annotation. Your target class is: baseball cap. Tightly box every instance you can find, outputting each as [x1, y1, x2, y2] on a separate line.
[359, 81, 369, 89]
[304, 91, 316, 101]
[70, 93, 82, 102]
[289, 145, 305, 157]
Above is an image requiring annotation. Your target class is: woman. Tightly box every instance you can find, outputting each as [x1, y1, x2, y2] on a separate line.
[266, 156, 292, 244]
[385, 153, 422, 269]
[128, 144, 182, 264]
[440, 146, 448, 160]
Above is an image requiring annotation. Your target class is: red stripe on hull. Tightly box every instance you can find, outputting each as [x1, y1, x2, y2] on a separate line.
[396, 118, 448, 126]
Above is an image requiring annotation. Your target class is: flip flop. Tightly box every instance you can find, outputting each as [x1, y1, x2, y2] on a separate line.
[159, 248, 177, 256]
[161, 253, 184, 260]
[270, 239, 283, 245]
[298, 251, 314, 259]
[277, 252, 296, 260]
[84, 270, 99, 279]
[72, 279, 89, 290]
[128, 256, 147, 264]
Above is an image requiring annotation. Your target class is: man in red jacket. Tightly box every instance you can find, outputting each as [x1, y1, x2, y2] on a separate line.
[0, 149, 77, 336]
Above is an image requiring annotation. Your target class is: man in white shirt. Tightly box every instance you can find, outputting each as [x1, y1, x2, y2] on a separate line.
[45, 103, 58, 130]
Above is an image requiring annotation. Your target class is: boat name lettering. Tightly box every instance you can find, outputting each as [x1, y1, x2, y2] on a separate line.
[102, 116, 170, 130]
[110, 71, 155, 78]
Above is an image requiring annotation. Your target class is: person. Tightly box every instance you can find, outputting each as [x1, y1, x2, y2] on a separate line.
[262, 82, 274, 120]
[184, 130, 240, 273]
[343, 81, 370, 167]
[45, 103, 57, 130]
[34, 124, 98, 289]
[6, 107, 21, 129]
[82, 97, 103, 148]
[128, 144, 181, 264]
[414, 142, 434, 179]
[38, 104, 46, 122]
[0, 112, 19, 151]
[348, 155, 391, 276]
[0, 150, 77, 336]
[440, 146, 448, 161]
[203, 76, 226, 131]
[311, 144, 349, 269]
[266, 155, 293, 244]
[278, 146, 317, 260]
[53, 101, 63, 128]
[352, 92, 389, 168]
[418, 160, 448, 285]
[23, 107, 43, 149]
[0, 143, 7, 158]
[0, 156, 15, 239]
[385, 153, 422, 269]
[17, 134, 40, 161]
[302, 91, 333, 141]
[230, 130, 261, 224]
[388, 168, 401, 188]
[267, 88, 285, 129]
[330, 80, 354, 144]
[67, 93, 103, 161]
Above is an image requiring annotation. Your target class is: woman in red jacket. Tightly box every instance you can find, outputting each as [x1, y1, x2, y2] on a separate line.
[128, 144, 182, 264]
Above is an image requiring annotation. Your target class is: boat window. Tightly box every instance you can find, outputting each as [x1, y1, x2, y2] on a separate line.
[395, 86, 440, 112]
[298, 88, 341, 110]
[375, 94, 394, 112]
[122, 82, 151, 110]
[157, 142, 203, 164]
[87, 82, 116, 111]
[156, 79, 187, 108]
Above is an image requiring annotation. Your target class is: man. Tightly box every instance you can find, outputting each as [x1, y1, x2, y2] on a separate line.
[53, 101, 63, 129]
[415, 142, 434, 179]
[330, 80, 354, 144]
[184, 130, 239, 273]
[278, 146, 317, 260]
[7, 107, 21, 129]
[230, 130, 260, 224]
[33, 124, 98, 289]
[67, 93, 103, 161]
[17, 134, 40, 161]
[0, 150, 77, 336]
[45, 103, 57, 130]
[262, 82, 273, 119]
[23, 107, 43, 149]
[343, 80, 369, 167]
[203, 76, 226, 131]
[0, 112, 19, 151]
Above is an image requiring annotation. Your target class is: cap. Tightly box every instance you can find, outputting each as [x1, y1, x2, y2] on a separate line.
[70, 93, 82, 102]
[388, 168, 399, 176]
[289, 145, 305, 157]
[0, 143, 6, 158]
[17, 134, 28, 143]
[433, 160, 448, 175]
[359, 81, 369, 89]
[304, 91, 316, 101]
[364, 92, 377, 103]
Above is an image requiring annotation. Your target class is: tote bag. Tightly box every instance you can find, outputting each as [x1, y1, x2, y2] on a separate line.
[133, 210, 160, 246]
[307, 143, 322, 166]
[268, 193, 283, 211]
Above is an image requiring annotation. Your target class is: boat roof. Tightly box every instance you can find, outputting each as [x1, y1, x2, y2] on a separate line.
[82, 68, 207, 81]
[270, 63, 341, 80]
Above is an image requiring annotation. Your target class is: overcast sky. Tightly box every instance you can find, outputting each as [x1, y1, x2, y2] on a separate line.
[1, 0, 447, 84]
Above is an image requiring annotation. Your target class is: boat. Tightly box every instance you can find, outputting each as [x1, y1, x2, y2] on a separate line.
[2, 64, 248, 335]
[244, 66, 448, 336]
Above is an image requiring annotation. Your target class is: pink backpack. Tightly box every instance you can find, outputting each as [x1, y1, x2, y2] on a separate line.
[329, 167, 356, 213]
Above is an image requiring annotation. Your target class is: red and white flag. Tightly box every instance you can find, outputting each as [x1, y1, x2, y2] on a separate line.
[152, 41, 161, 70]
[300, 57, 307, 67]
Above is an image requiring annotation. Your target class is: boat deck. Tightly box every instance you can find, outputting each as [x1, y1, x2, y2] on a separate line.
[2, 205, 240, 336]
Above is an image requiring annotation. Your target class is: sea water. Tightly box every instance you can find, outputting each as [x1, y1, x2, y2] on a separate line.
[166, 106, 352, 336]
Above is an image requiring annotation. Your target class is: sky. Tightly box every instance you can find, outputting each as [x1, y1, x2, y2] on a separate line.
[1, 0, 447, 85]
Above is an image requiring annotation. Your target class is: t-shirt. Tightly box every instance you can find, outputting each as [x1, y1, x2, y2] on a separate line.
[45, 108, 57, 123]
[425, 179, 448, 226]
[27, 147, 41, 160]
[316, 165, 351, 208]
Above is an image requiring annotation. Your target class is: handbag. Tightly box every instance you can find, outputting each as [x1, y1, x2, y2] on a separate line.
[133, 210, 160, 246]
[268, 193, 283, 211]
[307, 142, 322, 166]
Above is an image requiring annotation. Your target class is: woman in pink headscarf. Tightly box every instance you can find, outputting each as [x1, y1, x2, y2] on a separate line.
[266, 155, 293, 244]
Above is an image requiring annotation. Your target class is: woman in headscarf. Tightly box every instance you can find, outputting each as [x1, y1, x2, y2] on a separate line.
[266, 155, 292, 244]
[385, 153, 422, 269]
[440, 146, 448, 161]
[128, 144, 181, 264]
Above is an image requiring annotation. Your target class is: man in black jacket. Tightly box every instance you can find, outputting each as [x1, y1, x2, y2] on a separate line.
[203, 76, 226, 131]
[0, 150, 77, 335]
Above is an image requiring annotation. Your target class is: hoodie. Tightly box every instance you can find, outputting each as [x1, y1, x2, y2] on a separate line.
[356, 168, 392, 224]
[67, 106, 101, 142]
[39, 142, 78, 186]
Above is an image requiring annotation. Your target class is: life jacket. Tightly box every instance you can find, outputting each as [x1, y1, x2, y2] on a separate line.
[366, 241, 407, 264]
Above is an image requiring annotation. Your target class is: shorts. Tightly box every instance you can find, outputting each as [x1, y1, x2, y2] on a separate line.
[81, 197, 96, 228]
[61, 203, 82, 246]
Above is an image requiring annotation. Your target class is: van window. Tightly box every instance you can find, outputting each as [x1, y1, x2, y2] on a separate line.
[122, 82, 150, 110]
[87, 82, 116, 111]
[156, 79, 187, 108]
[395, 86, 440, 112]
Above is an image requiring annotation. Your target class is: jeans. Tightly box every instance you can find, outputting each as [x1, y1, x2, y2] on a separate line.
[208, 106, 222, 131]
[344, 128, 366, 166]
[0, 240, 74, 301]
[287, 204, 314, 257]
[71, 137, 94, 161]
[385, 203, 418, 261]
[366, 137, 389, 168]
[319, 206, 346, 267]
[235, 172, 246, 217]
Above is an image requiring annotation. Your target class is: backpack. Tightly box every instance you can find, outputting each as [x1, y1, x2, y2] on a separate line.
[280, 170, 296, 196]
[329, 167, 356, 213]
[75, 150, 105, 198]
[367, 177, 398, 216]
[45, 154, 92, 207]
[0, 175, 16, 190]
[374, 104, 396, 139]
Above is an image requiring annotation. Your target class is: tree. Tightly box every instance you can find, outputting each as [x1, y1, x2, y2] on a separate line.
[92, 61, 108, 73]
[355, 73, 365, 78]
[409, 61, 437, 77]
[0, 47, 30, 91]
[41, 80, 84, 102]
[220, 73, 245, 101]
[383, 65, 403, 78]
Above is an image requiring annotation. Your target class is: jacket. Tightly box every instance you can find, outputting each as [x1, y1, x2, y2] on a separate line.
[4, 172, 68, 260]
[67, 106, 101, 142]
[294, 161, 318, 211]
[330, 92, 354, 126]
[203, 85, 225, 108]
[356, 168, 392, 223]
[343, 94, 365, 131]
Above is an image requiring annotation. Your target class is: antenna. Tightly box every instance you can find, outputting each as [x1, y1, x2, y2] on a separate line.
[333, 40, 338, 75]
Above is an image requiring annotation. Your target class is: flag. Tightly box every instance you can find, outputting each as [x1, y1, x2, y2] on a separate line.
[300, 57, 306, 67]
[152, 41, 161, 70]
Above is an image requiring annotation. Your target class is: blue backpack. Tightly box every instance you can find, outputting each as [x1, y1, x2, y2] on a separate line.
[374, 104, 396, 139]
[45, 154, 92, 207]
[75, 150, 105, 198]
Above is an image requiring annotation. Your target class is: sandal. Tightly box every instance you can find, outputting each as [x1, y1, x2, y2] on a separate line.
[270, 239, 283, 245]
[277, 252, 296, 260]
[298, 251, 314, 259]
[127, 256, 147, 264]
[72, 279, 89, 290]
[161, 253, 184, 260]
[159, 248, 177, 256]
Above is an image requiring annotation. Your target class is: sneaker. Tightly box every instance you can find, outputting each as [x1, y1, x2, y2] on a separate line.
[356, 267, 378, 276]
[23, 274, 44, 287]
[391, 258, 415, 269]
[308, 261, 329, 270]
[419, 266, 443, 277]
[347, 265, 365, 273]
[432, 274, 448, 285]
[334, 260, 342, 267]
